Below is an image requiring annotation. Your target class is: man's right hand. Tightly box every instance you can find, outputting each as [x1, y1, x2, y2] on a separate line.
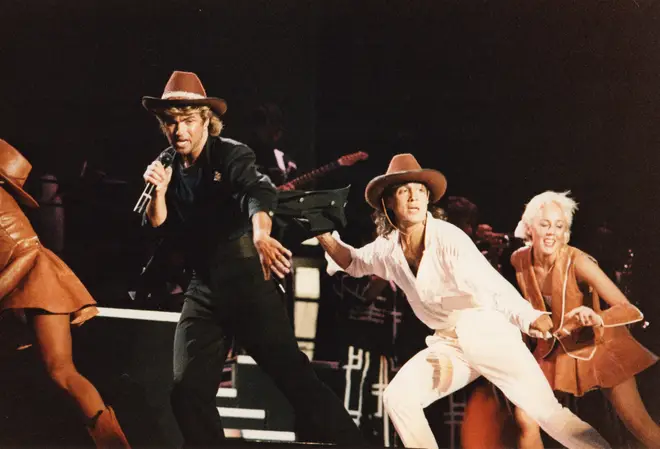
[529, 314, 553, 339]
[143, 160, 173, 195]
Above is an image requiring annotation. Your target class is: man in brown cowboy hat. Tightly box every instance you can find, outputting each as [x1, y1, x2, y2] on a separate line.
[141, 71, 364, 446]
[318, 153, 611, 449]
[0, 139, 130, 447]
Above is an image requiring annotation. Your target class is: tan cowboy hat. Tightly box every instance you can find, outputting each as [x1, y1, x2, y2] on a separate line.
[365, 153, 447, 209]
[0, 140, 39, 208]
[142, 71, 228, 116]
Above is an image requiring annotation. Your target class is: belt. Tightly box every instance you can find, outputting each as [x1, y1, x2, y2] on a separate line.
[214, 232, 258, 259]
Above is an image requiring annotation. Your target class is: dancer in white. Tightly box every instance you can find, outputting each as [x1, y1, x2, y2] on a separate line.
[317, 153, 611, 449]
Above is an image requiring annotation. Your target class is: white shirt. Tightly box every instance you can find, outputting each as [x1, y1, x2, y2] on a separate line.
[327, 214, 547, 336]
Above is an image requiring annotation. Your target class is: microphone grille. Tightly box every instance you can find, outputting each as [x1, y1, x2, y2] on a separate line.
[159, 148, 176, 168]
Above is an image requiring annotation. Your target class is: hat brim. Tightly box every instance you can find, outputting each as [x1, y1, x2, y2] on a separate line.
[1, 177, 39, 208]
[365, 169, 447, 209]
[141, 96, 228, 117]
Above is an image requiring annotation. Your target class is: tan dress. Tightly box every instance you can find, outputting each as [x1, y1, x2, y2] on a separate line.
[511, 245, 657, 396]
[0, 188, 96, 317]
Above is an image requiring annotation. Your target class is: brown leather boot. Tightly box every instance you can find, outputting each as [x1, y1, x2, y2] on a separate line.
[87, 406, 131, 448]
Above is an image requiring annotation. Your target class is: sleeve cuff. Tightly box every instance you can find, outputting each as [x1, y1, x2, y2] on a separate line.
[248, 206, 275, 219]
[343, 248, 360, 277]
[522, 309, 551, 334]
[598, 303, 644, 328]
[247, 200, 275, 217]
[324, 231, 362, 277]
[325, 231, 346, 276]
[247, 193, 277, 219]
[325, 252, 343, 276]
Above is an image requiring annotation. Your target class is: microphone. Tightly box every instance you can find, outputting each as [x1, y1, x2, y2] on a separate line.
[133, 148, 176, 214]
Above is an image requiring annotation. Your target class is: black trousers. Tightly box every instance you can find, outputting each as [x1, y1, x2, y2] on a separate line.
[170, 253, 364, 447]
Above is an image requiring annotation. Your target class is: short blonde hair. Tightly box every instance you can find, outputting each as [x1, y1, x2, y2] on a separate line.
[156, 105, 223, 136]
[515, 190, 578, 243]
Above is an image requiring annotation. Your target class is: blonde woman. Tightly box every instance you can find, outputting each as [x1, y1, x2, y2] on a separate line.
[510, 190, 659, 448]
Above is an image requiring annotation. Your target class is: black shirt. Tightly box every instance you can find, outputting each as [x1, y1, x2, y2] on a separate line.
[156, 136, 277, 274]
[171, 160, 203, 223]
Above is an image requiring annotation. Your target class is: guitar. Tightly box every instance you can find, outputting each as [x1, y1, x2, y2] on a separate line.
[277, 151, 369, 191]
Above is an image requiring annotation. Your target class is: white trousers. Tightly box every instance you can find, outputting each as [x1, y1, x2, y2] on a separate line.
[383, 309, 611, 449]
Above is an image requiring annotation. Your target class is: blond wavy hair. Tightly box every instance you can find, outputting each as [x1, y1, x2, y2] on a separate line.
[515, 190, 578, 243]
[156, 105, 223, 136]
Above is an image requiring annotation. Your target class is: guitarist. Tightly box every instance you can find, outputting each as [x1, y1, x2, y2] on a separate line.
[245, 103, 298, 187]
[267, 150, 369, 325]
[242, 103, 301, 325]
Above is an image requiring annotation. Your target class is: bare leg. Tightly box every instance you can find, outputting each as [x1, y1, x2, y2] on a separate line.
[515, 406, 545, 449]
[31, 312, 106, 419]
[603, 377, 660, 448]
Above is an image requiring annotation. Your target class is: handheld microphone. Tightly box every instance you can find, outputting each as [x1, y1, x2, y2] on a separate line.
[133, 148, 176, 214]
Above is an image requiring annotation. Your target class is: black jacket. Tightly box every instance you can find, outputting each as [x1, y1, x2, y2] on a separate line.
[139, 136, 350, 295]
[163, 136, 276, 239]
[140, 137, 275, 286]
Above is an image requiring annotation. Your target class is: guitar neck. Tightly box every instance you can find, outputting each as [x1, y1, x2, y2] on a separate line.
[278, 161, 341, 190]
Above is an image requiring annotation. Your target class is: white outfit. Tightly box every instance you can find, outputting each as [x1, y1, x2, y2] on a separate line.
[326, 215, 610, 449]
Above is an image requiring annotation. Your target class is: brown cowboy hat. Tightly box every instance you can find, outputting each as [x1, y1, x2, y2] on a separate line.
[365, 153, 447, 209]
[0, 140, 39, 208]
[142, 71, 228, 117]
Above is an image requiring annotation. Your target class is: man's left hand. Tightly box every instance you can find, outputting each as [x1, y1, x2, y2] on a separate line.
[253, 234, 292, 280]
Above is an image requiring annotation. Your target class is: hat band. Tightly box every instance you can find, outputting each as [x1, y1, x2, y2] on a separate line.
[161, 91, 206, 100]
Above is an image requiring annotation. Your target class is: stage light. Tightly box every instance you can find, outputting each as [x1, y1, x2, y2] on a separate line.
[294, 266, 320, 299]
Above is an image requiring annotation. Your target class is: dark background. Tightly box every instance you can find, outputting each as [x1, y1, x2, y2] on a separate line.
[2, 0, 658, 230]
[3, 0, 659, 236]
[1, 0, 660, 445]
[3, 0, 659, 247]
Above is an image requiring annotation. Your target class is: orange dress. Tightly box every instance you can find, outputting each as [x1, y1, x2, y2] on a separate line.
[511, 245, 657, 396]
[0, 188, 96, 317]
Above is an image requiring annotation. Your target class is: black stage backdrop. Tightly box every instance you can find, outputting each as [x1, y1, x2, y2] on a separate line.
[1, 0, 659, 446]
